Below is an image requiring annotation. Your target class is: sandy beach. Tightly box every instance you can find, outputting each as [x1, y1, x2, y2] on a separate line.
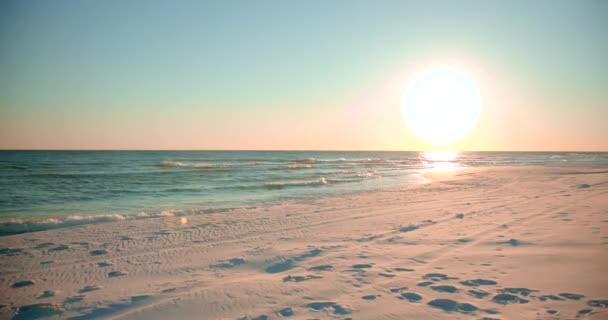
[4, 0, 607, 318]
[1, 165, 607, 319]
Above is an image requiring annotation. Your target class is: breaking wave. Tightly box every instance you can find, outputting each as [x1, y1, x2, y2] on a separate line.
[263, 176, 359, 190]
[158, 161, 217, 168]
[0, 207, 235, 236]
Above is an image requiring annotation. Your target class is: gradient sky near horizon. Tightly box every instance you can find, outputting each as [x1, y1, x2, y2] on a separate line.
[1, 0, 607, 151]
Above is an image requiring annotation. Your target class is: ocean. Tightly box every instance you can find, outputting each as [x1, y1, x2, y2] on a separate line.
[1, 151, 606, 235]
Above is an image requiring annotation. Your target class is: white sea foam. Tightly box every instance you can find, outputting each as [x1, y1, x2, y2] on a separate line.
[0, 208, 235, 235]
[287, 164, 313, 170]
[159, 161, 216, 168]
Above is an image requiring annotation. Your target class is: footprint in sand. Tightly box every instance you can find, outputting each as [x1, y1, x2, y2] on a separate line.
[400, 292, 423, 302]
[210, 258, 246, 269]
[499, 288, 538, 296]
[417, 281, 434, 287]
[131, 295, 151, 303]
[97, 262, 113, 267]
[578, 309, 594, 317]
[33, 243, 55, 250]
[423, 273, 458, 281]
[11, 303, 63, 320]
[37, 291, 55, 299]
[265, 249, 323, 274]
[308, 265, 333, 272]
[0, 248, 27, 256]
[467, 290, 490, 299]
[430, 285, 459, 293]
[48, 245, 69, 252]
[67, 295, 152, 318]
[394, 267, 415, 272]
[238, 315, 268, 320]
[351, 263, 373, 269]
[356, 234, 382, 242]
[538, 295, 565, 301]
[378, 272, 396, 278]
[304, 302, 351, 315]
[278, 307, 294, 317]
[362, 295, 380, 300]
[588, 300, 608, 307]
[79, 285, 101, 294]
[399, 225, 419, 233]
[390, 287, 408, 293]
[107, 271, 127, 278]
[265, 260, 296, 274]
[427, 299, 478, 313]
[559, 293, 585, 300]
[354, 276, 371, 285]
[293, 248, 322, 261]
[89, 250, 109, 256]
[11, 280, 35, 288]
[282, 275, 322, 282]
[497, 239, 522, 246]
[64, 295, 85, 304]
[460, 279, 497, 287]
[492, 293, 529, 304]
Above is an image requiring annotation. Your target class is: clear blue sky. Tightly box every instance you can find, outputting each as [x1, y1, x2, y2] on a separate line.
[1, 0, 607, 150]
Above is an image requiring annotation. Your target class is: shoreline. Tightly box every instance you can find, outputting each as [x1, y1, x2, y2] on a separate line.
[1, 164, 607, 319]
[2, 151, 606, 237]
[1, 169, 433, 237]
[2, 162, 602, 237]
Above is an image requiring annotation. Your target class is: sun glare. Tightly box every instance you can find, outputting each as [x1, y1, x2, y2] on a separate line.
[421, 150, 460, 170]
[402, 69, 482, 146]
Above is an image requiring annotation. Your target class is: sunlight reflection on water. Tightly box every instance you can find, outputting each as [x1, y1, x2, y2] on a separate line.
[421, 151, 460, 170]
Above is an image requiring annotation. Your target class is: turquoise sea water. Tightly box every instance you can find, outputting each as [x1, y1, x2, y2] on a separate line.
[1, 151, 606, 235]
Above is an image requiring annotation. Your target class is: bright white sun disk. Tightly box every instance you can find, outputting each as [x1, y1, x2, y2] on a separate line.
[402, 69, 482, 146]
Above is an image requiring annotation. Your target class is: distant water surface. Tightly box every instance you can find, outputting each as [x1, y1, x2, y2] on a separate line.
[1, 151, 606, 235]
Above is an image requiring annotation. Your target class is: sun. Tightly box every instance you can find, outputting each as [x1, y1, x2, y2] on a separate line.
[401, 69, 482, 146]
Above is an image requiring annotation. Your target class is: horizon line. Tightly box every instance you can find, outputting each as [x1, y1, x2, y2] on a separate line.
[1, 149, 607, 153]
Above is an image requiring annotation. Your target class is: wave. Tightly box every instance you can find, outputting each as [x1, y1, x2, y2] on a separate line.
[264, 177, 328, 190]
[29, 172, 113, 177]
[0, 207, 235, 236]
[163, 187, 203, 193]
[158, 160, 286, 169]
[28, 170, 206, 178]
[353, 171, 373, 177]
[288, 158, 396, 164]
[158, 161, 216, 168]
[0, 214, 129, 235]
[263, 176, 360, 190]
[289, 158, 316, 164]
[287, 164, 313, 170]
[156, 158, 408, 170]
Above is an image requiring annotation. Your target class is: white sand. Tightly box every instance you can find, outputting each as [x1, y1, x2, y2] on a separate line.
[1, 165, 607, 319]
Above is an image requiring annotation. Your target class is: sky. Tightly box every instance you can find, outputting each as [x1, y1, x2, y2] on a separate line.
[1, 0, 607, 151]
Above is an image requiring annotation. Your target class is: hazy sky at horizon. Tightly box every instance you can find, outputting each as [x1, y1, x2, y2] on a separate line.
[1, 0, 607, 150]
